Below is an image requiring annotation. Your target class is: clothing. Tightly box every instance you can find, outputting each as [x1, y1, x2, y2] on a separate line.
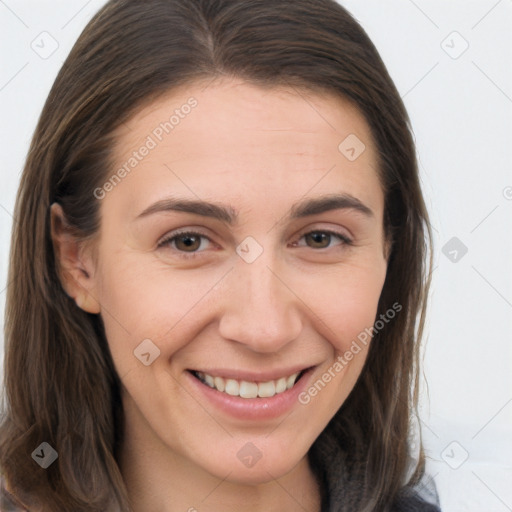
[0, 458, 441, 512]
[308, 424, 442, 512]
[320, 455, 441, 512]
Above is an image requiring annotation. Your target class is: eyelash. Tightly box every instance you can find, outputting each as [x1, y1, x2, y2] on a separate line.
[157, 229, 353, 260]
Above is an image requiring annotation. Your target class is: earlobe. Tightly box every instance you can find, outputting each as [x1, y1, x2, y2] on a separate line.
[74, 288, 101, 314]
[50, 203, 101, 314]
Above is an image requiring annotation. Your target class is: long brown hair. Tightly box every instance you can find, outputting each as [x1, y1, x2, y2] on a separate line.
[0, 0, 433, 510]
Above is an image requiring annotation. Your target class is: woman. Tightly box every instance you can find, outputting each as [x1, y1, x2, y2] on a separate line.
[0, 0, 440, 510]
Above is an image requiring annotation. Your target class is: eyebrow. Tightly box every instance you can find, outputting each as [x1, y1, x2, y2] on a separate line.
[135, 193, 374, 224]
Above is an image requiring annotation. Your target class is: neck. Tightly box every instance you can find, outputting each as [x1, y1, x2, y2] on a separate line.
[117, 397, 321, 512]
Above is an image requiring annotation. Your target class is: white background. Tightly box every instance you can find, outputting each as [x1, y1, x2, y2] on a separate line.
[1, 1, 511, 510]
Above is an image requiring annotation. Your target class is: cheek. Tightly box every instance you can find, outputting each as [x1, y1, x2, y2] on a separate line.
[95, 242, 387, 373]
[94, 255, 228, 361]
[295, 262, 387, 414]
[298, 260, 387, 353]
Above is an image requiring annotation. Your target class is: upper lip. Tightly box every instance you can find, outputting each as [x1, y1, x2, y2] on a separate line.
[188, 365, 313, 382]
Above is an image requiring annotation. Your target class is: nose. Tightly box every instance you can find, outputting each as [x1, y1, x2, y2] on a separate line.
[217, 252, 303, 353]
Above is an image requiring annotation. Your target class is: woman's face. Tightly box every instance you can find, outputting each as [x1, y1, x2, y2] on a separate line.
[78, 78, 388, 483]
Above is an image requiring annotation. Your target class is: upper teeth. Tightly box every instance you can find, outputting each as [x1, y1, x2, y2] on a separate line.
[195, 371, 301, 398]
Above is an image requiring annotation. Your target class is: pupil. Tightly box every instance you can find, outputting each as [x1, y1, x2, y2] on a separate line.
[307, 232, 329, 248]
[177, 235, 199, 251]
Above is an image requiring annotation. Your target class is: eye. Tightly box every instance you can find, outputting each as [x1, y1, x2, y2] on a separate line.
[292, 230, 352, 249]
[156, 228, 352, 259]
[157, 230, 213, 256]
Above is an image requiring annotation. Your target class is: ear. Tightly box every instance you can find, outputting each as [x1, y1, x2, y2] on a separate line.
[50, 203, 101, 314]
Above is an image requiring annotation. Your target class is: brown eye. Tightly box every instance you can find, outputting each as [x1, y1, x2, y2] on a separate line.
[292, 230, 352, 250]
[158, 231, 212, 256]
[304, 232, 331, 249]
[174, 233, 201, 252]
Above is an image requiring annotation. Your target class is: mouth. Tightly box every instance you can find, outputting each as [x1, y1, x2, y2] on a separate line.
[188, 368, 309, 399]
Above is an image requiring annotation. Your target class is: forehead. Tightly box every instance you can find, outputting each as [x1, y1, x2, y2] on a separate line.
[106, 77, 383, 222]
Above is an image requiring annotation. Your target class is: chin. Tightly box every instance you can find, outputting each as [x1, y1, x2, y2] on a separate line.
[196, 441, 311, 485]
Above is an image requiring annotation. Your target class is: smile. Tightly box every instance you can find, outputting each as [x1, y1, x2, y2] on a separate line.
[190, 370, 306, 398]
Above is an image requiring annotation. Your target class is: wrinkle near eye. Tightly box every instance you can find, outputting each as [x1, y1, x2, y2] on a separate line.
[299, 232, 346, 249]
[158, 232, 213, 253]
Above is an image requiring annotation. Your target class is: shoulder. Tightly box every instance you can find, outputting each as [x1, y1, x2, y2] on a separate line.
[392, 493, 441, 512]
[392, 475, 442, 512]
[392, 494, 441, 512]
[0, 474, 30, 512]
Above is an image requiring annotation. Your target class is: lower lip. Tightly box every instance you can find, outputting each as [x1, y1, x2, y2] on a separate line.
[186, 368, 314, 421]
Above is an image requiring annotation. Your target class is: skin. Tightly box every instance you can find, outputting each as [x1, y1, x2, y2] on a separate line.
[51, 77, 389, 512]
